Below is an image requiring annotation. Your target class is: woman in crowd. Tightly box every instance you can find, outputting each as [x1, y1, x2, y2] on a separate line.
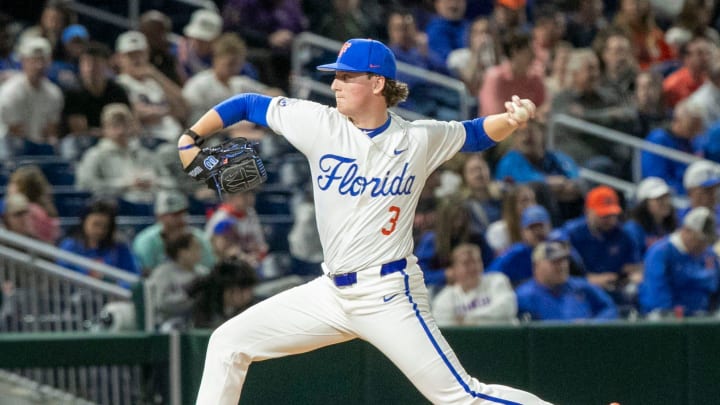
[57, 198, 141, 281]
[7, 165, 60, 244]
[624, 177, 677, 254]
[485, 184, 538, 256]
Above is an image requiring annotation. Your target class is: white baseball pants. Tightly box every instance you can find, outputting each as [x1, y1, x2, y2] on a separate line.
[195, 258, 552, 405]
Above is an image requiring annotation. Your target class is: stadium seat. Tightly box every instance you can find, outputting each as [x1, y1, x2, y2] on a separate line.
[116, 198, 155, 217]
[255, 188, 293, 216]
[20, 139, 56, 156]
[53, 190, 93, 217]
[10, 157, 76, 186]
[262, 215, 293, 252]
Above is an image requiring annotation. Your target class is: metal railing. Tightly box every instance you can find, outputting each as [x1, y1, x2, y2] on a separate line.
[67, 0, 217, 30]
[0, 369, 96, 405]
[0, 228, 144, 405]
[291, 32, 475, 121]
[548, 113, 710, 203]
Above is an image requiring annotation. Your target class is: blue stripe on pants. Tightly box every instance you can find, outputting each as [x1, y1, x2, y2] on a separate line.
[400, 269, 521, 405]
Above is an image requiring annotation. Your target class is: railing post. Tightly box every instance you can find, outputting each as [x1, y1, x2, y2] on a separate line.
[128, 0, 140, 29]
[169, 330, 182, 405]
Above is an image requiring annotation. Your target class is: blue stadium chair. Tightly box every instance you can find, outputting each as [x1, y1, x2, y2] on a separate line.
[39, 161, 75, 186]
[21, 139, 56, 156]
[116, 198, 155, 217]
[11, 157, 76, 186]
[53, 190, 93, 217]
[263, 162, 281, 185]
[0, 169, 8, 188]
[262, 215, 293, 253]
[138, 136, 167, 151]
[255, 188, 293, 216]
[188, 195, 217, 216]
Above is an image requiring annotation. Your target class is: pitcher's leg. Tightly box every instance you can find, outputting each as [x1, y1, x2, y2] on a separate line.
[356, 270, 551, 405]
[195, 277, 354, 405]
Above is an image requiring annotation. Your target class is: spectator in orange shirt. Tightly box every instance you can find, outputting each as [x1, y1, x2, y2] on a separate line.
[662, 36, 714, 108]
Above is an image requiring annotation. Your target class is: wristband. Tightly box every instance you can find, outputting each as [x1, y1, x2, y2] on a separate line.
[184, 128, 205, 146]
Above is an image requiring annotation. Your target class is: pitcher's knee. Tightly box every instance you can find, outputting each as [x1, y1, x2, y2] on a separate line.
[207, 324, 254, 366]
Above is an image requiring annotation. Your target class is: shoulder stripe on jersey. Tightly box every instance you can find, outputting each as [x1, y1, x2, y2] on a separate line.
[461, 117, 496, 152]
[214, 93, 271, 128]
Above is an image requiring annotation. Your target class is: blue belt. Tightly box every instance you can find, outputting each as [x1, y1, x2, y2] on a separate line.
[330, 258, 407, 287]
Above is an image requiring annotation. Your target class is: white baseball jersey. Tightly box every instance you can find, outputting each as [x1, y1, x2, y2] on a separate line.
[432, 272, 518, 327]
[264, 97, 465, 274]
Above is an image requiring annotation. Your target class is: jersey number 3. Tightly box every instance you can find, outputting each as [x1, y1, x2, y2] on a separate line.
[381, 206, 401, 235]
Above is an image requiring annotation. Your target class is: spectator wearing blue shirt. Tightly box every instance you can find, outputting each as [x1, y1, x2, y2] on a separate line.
[386, 8, 453, 118]
[494, 121, 584, 221]
[426, 0, 470, 63]
[47, 24, 87, 90]
[640, 101, 704, 195]
[415, 196, 495, 288]
[639, 207, 720, 316]
[516, 241, 618, 321]
[57, 199, 141, 285]
[486, 204, 551, 286]
[565, 186, 642, 302]
[624, 177, 677, 255]
[677, 161, 720, 227]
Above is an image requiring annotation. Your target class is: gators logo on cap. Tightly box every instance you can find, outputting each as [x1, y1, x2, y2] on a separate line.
[338, 41, 351, 57]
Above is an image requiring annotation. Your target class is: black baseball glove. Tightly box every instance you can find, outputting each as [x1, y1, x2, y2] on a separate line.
[183, 136, 267, 195]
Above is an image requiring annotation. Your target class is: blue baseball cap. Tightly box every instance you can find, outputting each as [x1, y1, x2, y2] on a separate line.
[212, 218, 238, 235]
[317, 38, 397, 79]
[521, 205, 551, 228]
[62, 24, 89, 44]
[548, 228, 569, 243]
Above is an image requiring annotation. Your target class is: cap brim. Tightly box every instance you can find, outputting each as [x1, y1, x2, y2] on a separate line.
[699, 178, 720, 188]
[317, 62, 365, 73]
[522, 220, 548, 228]
[592, 205, 622, 217]
[547, 252, 570, 261]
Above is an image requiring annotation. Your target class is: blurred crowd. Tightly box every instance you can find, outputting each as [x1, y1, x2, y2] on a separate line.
[1, 0, 720, 329]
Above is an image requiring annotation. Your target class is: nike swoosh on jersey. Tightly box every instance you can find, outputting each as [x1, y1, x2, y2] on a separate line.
[393, 148, 407, 155]
[383, 293, 400, 302]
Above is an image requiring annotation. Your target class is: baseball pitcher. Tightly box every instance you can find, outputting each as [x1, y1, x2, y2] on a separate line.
[179, 38, 551, 405]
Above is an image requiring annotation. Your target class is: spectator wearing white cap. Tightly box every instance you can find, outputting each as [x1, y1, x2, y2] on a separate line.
[639, 206, 720, 317]
[132, 190, 216, 276]
[678, 160, 720, 224]
[0, 36, 63, 155]
[624, 177, 677, 254]
[177, 8, 223, 78]
[115, 30, 188, 143]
